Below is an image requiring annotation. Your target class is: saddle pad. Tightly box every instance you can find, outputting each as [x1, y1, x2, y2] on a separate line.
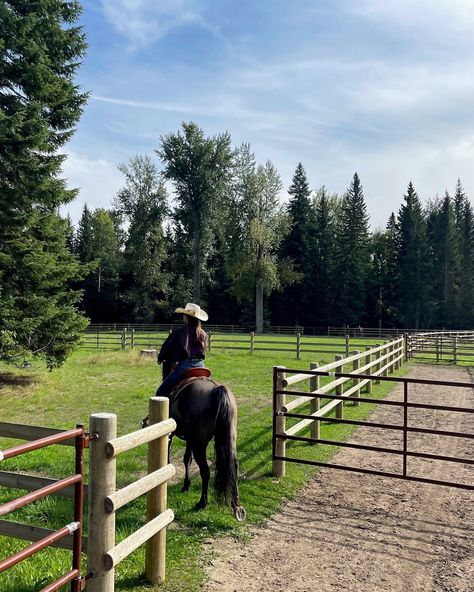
[181, 367, 211, 379]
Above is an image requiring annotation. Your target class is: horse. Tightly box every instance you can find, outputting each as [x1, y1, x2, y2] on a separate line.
[155, 361, 246, 521]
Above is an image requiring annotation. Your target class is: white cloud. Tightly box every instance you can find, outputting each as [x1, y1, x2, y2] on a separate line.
[101, 0, 207, 47]
[60, 151, 124, 224]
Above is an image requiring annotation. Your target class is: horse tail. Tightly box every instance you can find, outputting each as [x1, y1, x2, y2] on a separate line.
[213, 385, 241, 510]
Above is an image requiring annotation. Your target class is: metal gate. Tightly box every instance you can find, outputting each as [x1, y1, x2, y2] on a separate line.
[272, 367, 474, 490]
[0, 426, 88, 591]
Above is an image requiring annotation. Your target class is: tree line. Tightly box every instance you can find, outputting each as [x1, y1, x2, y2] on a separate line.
[71, 123, 474, 333]
[1, 1, 473, 370]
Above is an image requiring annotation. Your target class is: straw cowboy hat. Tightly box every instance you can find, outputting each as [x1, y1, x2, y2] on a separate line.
[175, 302, 208, 322]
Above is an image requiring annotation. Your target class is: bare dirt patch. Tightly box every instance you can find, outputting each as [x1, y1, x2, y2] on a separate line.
[203, 365, 474, 592]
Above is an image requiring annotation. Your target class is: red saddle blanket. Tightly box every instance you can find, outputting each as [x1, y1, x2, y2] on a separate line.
[169, 368, 216, 403]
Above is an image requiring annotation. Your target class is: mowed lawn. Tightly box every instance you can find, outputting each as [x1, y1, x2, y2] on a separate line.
[0, 337, 408, 592]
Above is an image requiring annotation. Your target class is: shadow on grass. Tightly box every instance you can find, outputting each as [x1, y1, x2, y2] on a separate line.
[0, 372, 37, 388]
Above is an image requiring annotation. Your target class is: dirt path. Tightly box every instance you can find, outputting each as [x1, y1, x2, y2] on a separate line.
[204, 365, 474, 592]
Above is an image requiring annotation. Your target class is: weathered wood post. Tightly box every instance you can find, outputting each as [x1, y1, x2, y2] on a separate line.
[88, 413, 117, 592]
[131, 329, 135, 349]
[310, 362, 320, 441]
[365, 346, 372, 394]
[208, 330, 212, 351]
[250, 331, 255, 353]
[335, 355, 344, 419]
[145, 397, 170, 584]
[296, 333, 301, 360]
[273, 366, 286, 478]
[375, 344, 381, 384]
[453, 336, 458, 365]
[121, 328, 127, 350]
[345, 334, 350, 357]
[382, 342, 389, 377]
[352, 351, 360, 406]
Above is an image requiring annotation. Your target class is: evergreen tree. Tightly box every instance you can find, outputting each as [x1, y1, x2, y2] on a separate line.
[273, 163, 312, 325]
[157, 122, 233, 304]
[75, 205, 94, 263]
[457, 198, 474, 328]
[115, 155, 169, 322]
[395, 182, 429, 329]
[332, 173, 370, 325]
[0, 0, 88, 367]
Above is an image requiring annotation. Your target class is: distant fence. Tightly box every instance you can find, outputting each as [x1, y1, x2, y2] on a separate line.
[80, 328, 391, 359]
[407, 331, 474, 365]
[272, 338, 405, 477]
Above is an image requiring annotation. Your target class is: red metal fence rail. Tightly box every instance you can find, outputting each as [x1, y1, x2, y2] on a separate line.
[0, 426, 88, 591]
[272, 367, 474, 491]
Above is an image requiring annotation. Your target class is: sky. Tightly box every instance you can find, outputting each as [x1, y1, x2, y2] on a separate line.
[63, 0, 474, 228]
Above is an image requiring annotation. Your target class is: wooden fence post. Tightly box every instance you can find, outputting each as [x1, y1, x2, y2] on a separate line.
[250, 332, 255, 353]
[345, 335, 349, 357]
[375, 344, 381, 384]
[273, 367, 286, 478]
[296, 333, 301, 360]
[310, 362, 320, 441]
[453, 336, 458, 365]
[436, 337, 440, 363]
[121, 328, 127, 350]
[131, 329, 135, 349]
[96, 330, 99, 350]
[382, 343, 389, 377]
[88, 413, 117, 592]
[208, 330, 212, 351]
[335, 355, 344, 419]
[352, 351, 360, 406]
[145, 397, 170, 584]
[365, 346, 372, 393]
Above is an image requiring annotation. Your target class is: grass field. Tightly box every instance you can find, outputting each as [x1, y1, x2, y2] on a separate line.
[0, 337, 409, 591]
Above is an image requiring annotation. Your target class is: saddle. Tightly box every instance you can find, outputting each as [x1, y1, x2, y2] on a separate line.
[169, 367, 215, 405]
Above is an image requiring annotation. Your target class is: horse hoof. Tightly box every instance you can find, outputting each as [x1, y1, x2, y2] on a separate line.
[195, 501, 207, 511]
[233, 506, 246, 522]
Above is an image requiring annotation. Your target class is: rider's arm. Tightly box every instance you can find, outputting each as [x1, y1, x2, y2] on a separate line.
[158, 330, 180, 363]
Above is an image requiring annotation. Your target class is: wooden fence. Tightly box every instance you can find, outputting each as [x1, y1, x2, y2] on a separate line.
[272, 338, 405, 477]
[0, 398, 176, 591]
[407, 331, 474, 364]
[80, 328, 386, 359]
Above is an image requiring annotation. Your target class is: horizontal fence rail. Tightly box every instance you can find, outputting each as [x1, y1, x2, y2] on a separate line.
[272, 352, 474, 490]
[0, 426, 87, 592]
[407, 331, 474, 365]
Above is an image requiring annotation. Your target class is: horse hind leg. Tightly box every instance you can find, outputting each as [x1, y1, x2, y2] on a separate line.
[192, 443, 210, 510]
[181, 442, 193, 493]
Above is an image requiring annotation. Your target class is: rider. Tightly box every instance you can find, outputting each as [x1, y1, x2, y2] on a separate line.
[155, 302, 209, 398]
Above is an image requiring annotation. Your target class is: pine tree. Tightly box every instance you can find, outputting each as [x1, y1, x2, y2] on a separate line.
[332, 173, 370, 325]
[0, 0, 88, 367]
[395, 182, 429, 329]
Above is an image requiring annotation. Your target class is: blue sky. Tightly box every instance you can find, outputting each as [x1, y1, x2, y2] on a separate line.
[63, 0, 474, 228]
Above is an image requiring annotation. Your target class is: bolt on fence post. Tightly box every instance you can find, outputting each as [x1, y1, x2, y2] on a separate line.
[296, 333, 301, 360]
[145, 397, 170, 584]
[88, 413, 117, 592]
[310, 362, 320, 441]
[352, 351, 360, 406]
[250, 331, 255, 353]
[365, 346, 372, 393]
[335, 355, 344, 419]
[273, 367, 286, 478]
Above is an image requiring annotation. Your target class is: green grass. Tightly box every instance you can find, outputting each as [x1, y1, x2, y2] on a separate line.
[0, 339, 408, 591]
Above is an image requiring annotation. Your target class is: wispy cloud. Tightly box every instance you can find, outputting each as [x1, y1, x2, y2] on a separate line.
[101, 0, 209, 47]
[91, 94, 196, 114]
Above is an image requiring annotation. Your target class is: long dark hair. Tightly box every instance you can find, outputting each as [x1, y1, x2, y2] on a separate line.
[183, 315, 207, 356]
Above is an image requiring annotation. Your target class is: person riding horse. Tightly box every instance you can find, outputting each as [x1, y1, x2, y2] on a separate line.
[156, 303, 209, 398]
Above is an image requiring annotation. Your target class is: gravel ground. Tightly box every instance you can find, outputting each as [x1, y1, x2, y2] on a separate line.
[203, 365, 474, 592]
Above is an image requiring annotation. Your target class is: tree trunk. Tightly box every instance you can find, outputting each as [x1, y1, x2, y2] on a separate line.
[193, 220, 201, 303]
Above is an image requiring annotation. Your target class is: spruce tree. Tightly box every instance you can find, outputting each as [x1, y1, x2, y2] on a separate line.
[332, 173, 370, 325]
[0, 0, 88, 367]
[395, 182, 429, 329]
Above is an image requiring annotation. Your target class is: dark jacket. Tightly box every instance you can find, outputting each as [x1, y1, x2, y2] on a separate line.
[158, 326, 208, 364]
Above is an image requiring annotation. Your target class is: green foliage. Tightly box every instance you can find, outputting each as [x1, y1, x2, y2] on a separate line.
[0, 0, 88, 368]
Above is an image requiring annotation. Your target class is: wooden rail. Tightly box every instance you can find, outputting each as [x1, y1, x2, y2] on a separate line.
[272, 338, 404, 477]
[407, 331, 474, 364]
[87, 398, 176, 592]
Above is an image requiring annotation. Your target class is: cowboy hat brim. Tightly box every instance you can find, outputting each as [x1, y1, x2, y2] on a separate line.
[175, 306, 208, 321]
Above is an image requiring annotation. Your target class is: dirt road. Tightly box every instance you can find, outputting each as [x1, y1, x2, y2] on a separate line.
[204, 365, 474, 592]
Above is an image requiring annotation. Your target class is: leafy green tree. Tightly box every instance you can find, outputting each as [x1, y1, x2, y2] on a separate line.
[229, 145, 293, 332]
[395, 182, 429, 329]
[332, 173, 370, 325]
[0, 0, 88, 367]
[114, 155, 169, 322]
[157, 122, 233, 304]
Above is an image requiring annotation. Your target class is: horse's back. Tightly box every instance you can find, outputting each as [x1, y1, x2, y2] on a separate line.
[170, 378, 218, 442]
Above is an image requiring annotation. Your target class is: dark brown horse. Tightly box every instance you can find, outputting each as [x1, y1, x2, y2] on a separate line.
[162, 362, 246, 521]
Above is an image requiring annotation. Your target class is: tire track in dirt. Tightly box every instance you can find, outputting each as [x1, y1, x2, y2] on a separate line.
[203, 365, 474, 592]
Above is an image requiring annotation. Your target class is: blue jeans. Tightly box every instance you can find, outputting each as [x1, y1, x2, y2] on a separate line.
[155, 359, 204, 397]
